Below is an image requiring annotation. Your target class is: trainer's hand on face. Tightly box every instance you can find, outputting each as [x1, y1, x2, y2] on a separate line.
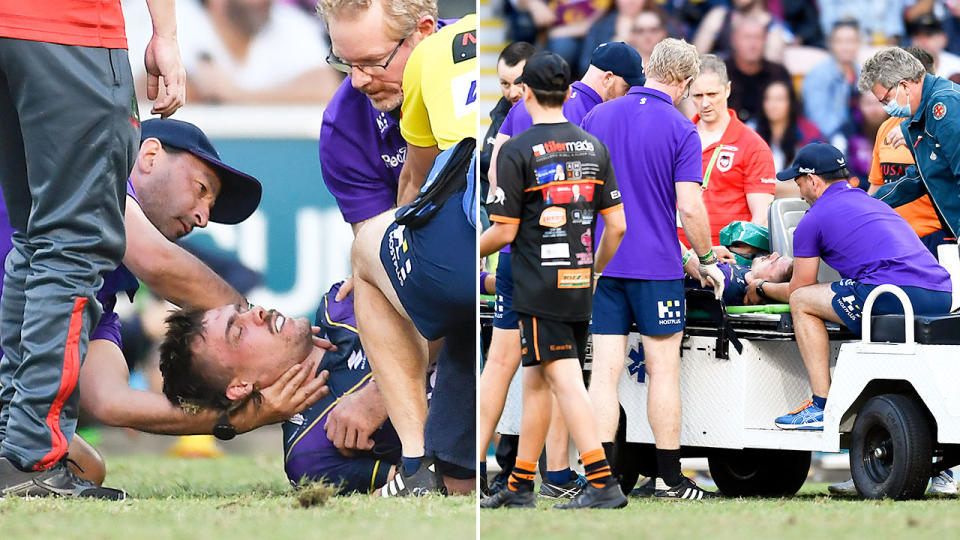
[713, 245, 736, 264]
[144, 34, 186, 118]
[743, 279, 762, 305]
[323, 389, 386, 453]
[256, 359, 330, 426]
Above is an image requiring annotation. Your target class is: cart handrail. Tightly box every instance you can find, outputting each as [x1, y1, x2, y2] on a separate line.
[861, 284, 915, 345]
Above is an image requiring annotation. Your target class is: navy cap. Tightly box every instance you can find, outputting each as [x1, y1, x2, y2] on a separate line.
[590, 42, 646, 87]
[140, 119, 262, 224]
[776, 142, 848, 181]
[515, 51, 571, 92]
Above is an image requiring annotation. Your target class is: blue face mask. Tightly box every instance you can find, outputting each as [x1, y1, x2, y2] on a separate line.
[883, 83, 912, 118]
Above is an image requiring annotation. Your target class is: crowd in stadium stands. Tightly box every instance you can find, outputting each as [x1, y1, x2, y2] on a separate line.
[497, 0, 960, 185]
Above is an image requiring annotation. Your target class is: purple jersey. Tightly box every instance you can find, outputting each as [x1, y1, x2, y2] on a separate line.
[793, 182, 952, 291]
[498, 81, 602, 138]
[581, 86, 702, 280]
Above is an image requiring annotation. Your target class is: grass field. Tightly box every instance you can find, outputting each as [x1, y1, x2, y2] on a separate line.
[479, 483, 960, 539]
[0, 454, 474, 540]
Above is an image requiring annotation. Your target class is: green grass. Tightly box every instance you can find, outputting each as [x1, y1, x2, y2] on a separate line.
[0, 454, 474, 540]
[480, 484, 960, 539]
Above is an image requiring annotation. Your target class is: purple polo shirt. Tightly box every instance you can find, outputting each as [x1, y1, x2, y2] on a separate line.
[498, 81, 602, 137]
[581, 86, 702, 280]
[319, 87, 405, 225]
[793, 182, 952, 291]
[496, 81, 603, 254]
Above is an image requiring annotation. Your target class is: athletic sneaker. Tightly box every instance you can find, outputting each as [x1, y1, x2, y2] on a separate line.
[480, 474, 490, 497]
[480, 486, 535, 508]
[488, 470, 510, 495]
[554, 481, 628, 509]
[654, 476, 720, 501]
[379, 458, 446, 497]
[928, 471, 958, 495]
[630, 477, 656, 497]
[827, 478, 857, 496]
[0, 457, 126, 500]
[538, 474, 586, 499]
[775, 400, 824, 430]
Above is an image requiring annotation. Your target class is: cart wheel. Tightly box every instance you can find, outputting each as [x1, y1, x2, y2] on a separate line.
[708, 449, 810, 497]
[850, 394, 932, 500]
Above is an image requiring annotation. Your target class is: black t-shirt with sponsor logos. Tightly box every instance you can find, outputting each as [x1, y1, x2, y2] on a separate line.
[489, 121, 622, 321]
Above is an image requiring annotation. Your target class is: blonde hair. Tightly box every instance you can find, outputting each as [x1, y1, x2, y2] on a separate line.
[316, 0, 438, 41]
[647, 38, 700, 85]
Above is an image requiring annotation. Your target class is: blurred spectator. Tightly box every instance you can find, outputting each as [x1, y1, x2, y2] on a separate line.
[754, 80, 825, 173]
[124, 0, 341, 104]
[779, 0, 825, 48]
[907, 13, 960, 79]
[802, 20, 861, 153]
[866, 45, 948, 255]
[518, 0, 612, 72]
[579, 0, 678, 74]
[846, 91, 890, 186]
[725, 15, 792, 125]
[819, 0, 904, 45]
[680, 54, 775, 248]
[625, 9, 672, 66]
[693, 0, 790, 63]
[480, 42, 536, 201]
[903, 0, 960, 55]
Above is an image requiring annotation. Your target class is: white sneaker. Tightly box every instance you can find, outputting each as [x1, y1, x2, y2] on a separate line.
[928, 471, 958, 495]
[827, 478, 857, 496]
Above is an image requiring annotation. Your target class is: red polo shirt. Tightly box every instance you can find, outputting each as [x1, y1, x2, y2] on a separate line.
[679, 109, 776, 247]
[0, 0, 127, 49]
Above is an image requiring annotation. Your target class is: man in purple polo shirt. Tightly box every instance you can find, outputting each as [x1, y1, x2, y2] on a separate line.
[317, 0, 450, 236]
[763, 142, 952, 430]
[580, 38, 724, 500]
[479, 41, 645, 498]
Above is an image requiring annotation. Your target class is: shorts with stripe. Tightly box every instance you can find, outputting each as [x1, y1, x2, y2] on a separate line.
[517, 313, 588, 367]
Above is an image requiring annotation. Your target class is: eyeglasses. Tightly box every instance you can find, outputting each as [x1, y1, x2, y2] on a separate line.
[326, 38, 406, 75]
[878, 82, 901, 105]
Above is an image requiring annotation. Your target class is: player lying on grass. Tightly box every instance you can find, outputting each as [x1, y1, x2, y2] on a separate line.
[157, 281, 421, 495]
[0, 119, 331, 489]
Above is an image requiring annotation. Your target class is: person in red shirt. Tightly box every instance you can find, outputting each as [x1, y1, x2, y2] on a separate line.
[0, 0, 185, 500]
[680, 54, 776, 248]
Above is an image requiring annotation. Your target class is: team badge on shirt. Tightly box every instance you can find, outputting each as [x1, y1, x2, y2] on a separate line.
[717, 150, 735, 172]
[933, 102, 946, 120]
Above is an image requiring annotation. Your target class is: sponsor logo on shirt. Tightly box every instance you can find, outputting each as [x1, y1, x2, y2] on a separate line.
[376, 112, 391, 135]
[539, 206, 567, 227]
[549, 343, 572, 351]
[347, 349, 367, 370]
[532, 139, 595, 156]
[610, 189, 621, 200]
[542, 182, 595, 204]
[541, 243, 571, 266]
[571, 208, 594, 225]
[535, 163, 567, 185]
[580, 229, 592, 250]
[492, 186, 506, 205]
[451, 72, 478, 119]
[657, 299, 682, 324]
[760, 177, 777, 184]
[574, 251, 593, 265]
[557, 268, 591, 288]
[381, 146, 406, 168]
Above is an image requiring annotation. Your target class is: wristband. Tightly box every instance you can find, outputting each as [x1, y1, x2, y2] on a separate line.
[682, 250, 693, 266]
[698, 249, 718, 265]
[756, 279, 768, 300]
[480, 271, 490, 294]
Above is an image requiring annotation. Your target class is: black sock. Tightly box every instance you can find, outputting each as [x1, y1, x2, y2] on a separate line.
[657, 448, 683, 486]
[601, 441, 617, 476]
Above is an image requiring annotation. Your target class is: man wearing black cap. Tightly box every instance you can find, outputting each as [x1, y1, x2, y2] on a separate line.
[0, 119, 327, 495]
[908, 13, 960, 80]
[480, 51, 628, 509]
[764, 142, 952, 431]
[478, 41, 642, 500]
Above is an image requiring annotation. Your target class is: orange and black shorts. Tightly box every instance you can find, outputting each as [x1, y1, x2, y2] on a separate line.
[517, 314, 589, 367]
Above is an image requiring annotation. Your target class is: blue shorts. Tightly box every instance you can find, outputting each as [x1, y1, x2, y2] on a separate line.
[591, 277, 685, 336]
[89, 310, 122, 349]
[493, 251, 518, 330]
[830, 279, 953, 335]
[380, 191, 474, 341]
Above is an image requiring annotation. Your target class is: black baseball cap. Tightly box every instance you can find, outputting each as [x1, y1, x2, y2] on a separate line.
[776, 142, 848, 181]
[515, 51, 571, 92]
[140, 119, 262, 224]
[590, 41, 646, 87]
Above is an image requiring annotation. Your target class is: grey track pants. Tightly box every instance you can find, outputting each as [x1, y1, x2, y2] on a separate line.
[0, 38, 136, 471]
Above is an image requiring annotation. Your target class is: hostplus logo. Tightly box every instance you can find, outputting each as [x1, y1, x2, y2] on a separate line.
[657, 299, 682, 324]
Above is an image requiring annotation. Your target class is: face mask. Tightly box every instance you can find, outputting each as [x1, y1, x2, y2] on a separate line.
[883, 83, 912, 118]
